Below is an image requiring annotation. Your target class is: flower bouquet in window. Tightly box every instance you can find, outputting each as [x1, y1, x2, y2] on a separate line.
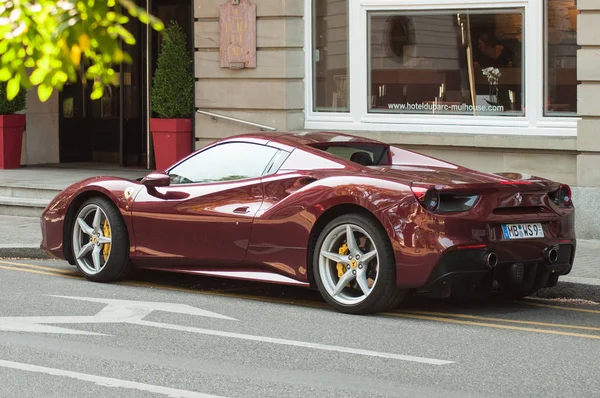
[482, 67, 501, 107]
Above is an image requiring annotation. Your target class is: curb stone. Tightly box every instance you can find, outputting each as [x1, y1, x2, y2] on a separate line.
[530, 279, 600, 303]
[0, 245, 50, 260]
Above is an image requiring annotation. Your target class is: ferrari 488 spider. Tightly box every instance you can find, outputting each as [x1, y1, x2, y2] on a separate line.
[40, 131, 576, 314]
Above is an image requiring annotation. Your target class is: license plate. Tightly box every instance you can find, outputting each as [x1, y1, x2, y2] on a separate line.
[502, 223, 544, 239]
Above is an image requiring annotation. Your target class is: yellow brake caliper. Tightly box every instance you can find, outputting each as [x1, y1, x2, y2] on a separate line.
[102, 219, 111, 261]
[336, 243, 348, 278]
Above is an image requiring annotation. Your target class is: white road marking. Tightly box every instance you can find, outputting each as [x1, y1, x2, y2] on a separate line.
[0, 320, 105, 335]
[51, 296, 237, 321]
[0, 295, 454, 365]
[0, 296, 236, 334]
[133, 320, 455, 366]
[0, 359, 225, 398]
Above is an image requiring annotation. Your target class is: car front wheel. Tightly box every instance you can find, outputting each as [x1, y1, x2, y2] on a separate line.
[71, 196, 131, 282]
[312, 213, 406, 314]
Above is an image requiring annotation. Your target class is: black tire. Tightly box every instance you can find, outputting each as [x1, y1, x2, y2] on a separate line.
[312, 213, 407, 314]
[71, 196, 132, 282]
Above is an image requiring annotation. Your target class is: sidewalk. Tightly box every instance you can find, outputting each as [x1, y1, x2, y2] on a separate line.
[0, 212, 598, 301]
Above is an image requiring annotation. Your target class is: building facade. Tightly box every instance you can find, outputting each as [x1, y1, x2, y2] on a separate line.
[21, 0, 599, 238]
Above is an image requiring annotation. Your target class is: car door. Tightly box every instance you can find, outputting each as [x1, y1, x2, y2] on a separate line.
[130, 141, 280, 267]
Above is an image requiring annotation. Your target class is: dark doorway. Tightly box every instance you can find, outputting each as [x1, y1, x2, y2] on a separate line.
[58, 2, 148, 166]
[58, 0, 193, 167]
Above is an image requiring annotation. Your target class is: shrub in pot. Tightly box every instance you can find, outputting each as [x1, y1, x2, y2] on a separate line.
[0, 81, 27, 169]
[150, 21, 194, 171]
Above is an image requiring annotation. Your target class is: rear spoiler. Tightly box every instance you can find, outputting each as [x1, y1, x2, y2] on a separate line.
[410, 179, 559, 195]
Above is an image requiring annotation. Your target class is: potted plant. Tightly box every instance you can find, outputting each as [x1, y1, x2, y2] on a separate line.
[150, 21, 195, 171]
[0, 81, 27, 169]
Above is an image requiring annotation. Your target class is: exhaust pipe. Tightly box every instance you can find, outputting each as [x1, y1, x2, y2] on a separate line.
[546, 247, 559, 264]
[484, 252, 498, 268]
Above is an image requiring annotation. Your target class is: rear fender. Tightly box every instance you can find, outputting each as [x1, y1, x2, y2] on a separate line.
[247, 175, 413, 285]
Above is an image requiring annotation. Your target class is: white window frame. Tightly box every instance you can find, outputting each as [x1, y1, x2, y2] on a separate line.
[304, 0, 579, 136]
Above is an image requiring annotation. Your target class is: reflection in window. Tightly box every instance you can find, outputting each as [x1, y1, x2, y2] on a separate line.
[168, 142, 279, 184]
[62, 97, 74, 118]
[313, 0, 349, 112]
[90, 84, 120, 119]
[60, 82, 82, 118]
[312, 143, 389, 166]
[545, 0, 578, 116]
[387, 17, 413, 60]
[369, 9, 524, 116]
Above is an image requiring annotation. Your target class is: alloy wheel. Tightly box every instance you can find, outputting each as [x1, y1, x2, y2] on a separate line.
[318, 223, 380, 305]
[72, 204, 113, 275]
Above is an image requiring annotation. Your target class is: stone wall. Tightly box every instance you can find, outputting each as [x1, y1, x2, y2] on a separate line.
[23, 90, 59, 165]
[576, 0, 600, 187]
[573, 0, 600, 239]
[193, 0, 305, 148]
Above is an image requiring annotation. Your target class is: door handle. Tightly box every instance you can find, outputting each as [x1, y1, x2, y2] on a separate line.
[233, 206, 250, 214]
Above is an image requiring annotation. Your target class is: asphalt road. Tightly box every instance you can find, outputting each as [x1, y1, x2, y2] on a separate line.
[0, 258, 599, 398]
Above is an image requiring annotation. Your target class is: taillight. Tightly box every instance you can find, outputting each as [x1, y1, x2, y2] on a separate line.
[550, 184, 572, 207]
[411, 187, 440, 211]
[411, 186, 479, 213]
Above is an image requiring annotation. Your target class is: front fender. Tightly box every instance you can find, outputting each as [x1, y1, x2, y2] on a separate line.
[40, 177, 143, 261]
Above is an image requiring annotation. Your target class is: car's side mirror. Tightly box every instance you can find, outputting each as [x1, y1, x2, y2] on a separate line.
[141, 172, 171, 188]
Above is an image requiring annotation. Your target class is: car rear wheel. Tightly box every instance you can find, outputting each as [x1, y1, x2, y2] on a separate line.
[71, 197, 131, 282]
[312, 213, 406, 314]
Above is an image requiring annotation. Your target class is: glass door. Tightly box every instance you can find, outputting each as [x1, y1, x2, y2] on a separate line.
[58, 3, 147, 166]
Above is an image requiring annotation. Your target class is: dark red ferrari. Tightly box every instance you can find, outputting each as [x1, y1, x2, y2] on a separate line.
[40, 131, 576, 314]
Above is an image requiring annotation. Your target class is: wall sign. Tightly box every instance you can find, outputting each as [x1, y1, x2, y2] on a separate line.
[219, 0, 257, 69]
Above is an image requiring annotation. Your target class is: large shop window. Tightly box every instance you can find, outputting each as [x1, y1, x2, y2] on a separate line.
[545, 0, 579, 116]
[313, 0, 349, 112]
[368, 9, 524, 116]
[307, 1, 580, 135]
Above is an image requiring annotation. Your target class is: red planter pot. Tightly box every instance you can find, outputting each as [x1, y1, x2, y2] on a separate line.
[149, 118, 193, 171]
[0, 114, 26, 169]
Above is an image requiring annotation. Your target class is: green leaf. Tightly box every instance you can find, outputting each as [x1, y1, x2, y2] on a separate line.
[1, 48, 16, 64]
[151, 20, 164, 31]
[38, 83, 53, 102]
[0, 0, 164, 101]
[0, 80, 26, 114]
[7, 75, 20, 100]
[0, 68, 11, 82]
[50, 70, 68, 86]
[90, 82, 104, 99]
[0, 40, 9, 55]
[30, 68, 47, 85]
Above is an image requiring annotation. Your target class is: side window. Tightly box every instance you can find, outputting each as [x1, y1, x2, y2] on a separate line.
[312, 144, 389, 166]
[168, 142, 279, 184]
